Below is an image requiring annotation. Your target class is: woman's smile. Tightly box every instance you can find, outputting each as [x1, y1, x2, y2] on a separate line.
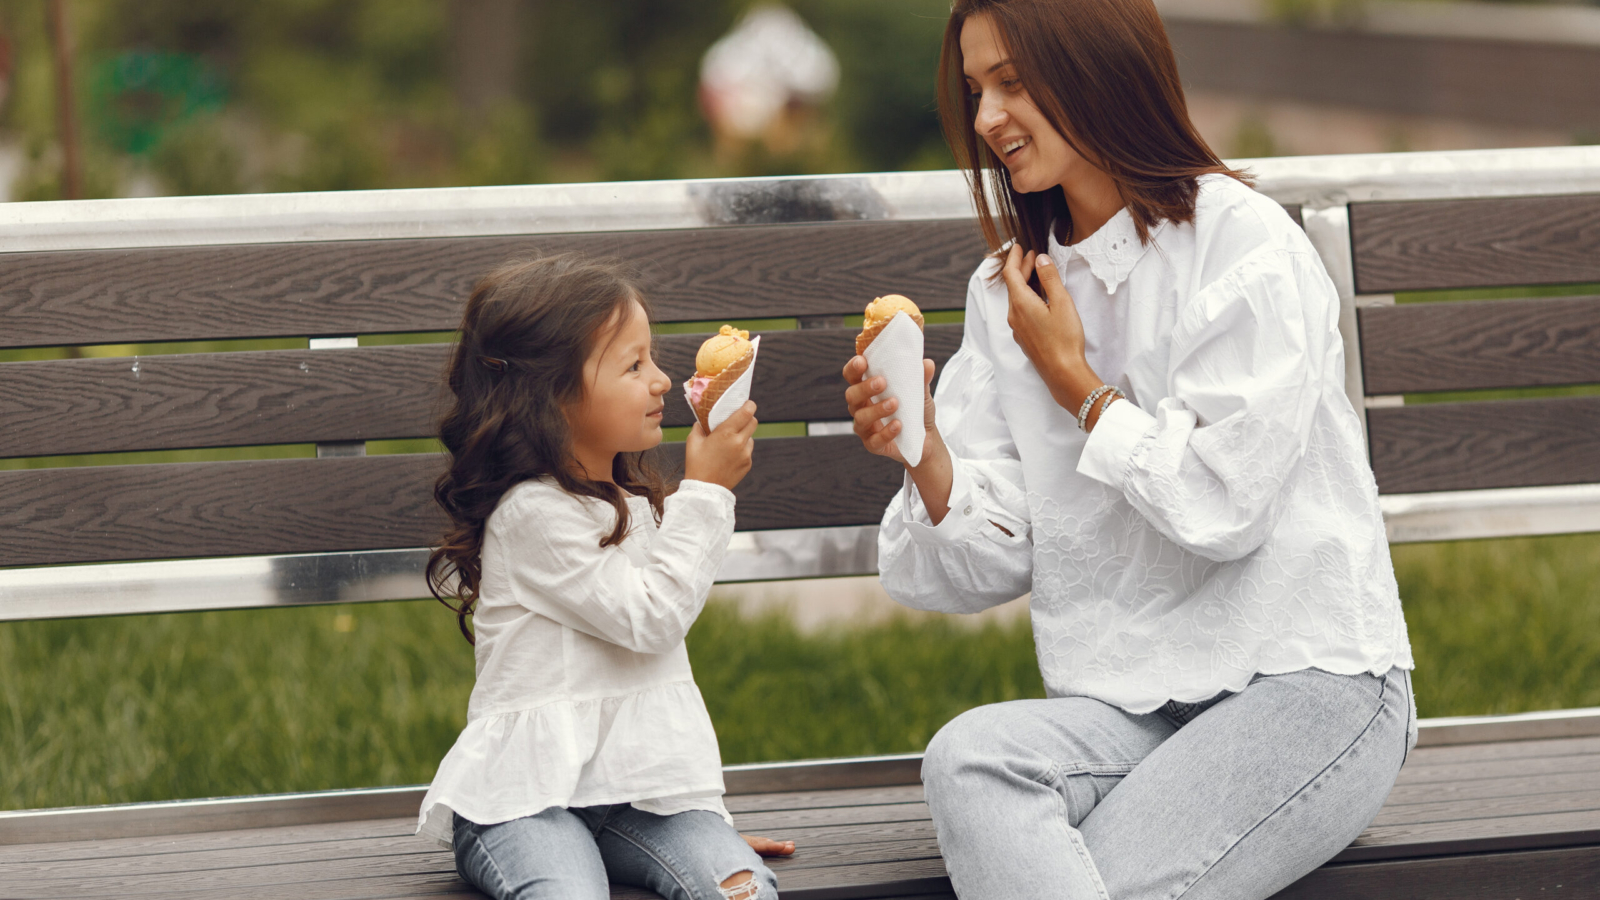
[1000, 135, 1031, 160]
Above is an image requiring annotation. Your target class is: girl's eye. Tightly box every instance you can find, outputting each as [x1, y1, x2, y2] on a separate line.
[629, 360, 641, 372]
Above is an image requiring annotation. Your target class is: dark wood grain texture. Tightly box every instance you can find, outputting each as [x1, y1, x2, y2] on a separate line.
[1358, 296, 1600, 394]
[1165, 17, 1600, 132]
[1273, 845, 1600, 900]
[656, 323, 963, 429]
[8, 735, 1600, 900]
[1367, 396, 1600, 494]
[0, 345, 451, 458]
[1350, 194, 1600, 294]
[0, 325, 962, 457]
[0, 434, 903, 566]
[0, 220, 984, 349]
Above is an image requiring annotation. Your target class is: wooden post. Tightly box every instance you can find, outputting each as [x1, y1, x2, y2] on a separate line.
[46, 0, 81, 200]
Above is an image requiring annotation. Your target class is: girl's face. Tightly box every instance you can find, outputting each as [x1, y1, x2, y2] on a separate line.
[566, 298, 671, 478]
[961, 12, 1095, 195]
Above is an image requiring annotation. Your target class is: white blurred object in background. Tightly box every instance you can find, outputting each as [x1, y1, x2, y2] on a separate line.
[700, 4, 839, 157]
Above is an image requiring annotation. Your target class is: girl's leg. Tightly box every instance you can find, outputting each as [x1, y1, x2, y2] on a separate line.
[1080, 666, 1413, 900]
[595, 805, 779, 900]
[919, 696, 1177, 899]
[452, 808, 610, 900]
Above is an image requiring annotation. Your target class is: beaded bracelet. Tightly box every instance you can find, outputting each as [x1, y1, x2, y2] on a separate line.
[1093, 387, 1126, 431]
[1077, 384, 1117, 431]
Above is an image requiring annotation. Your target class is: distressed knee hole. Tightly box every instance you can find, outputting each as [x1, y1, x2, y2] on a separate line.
[718, 869, 758, 900]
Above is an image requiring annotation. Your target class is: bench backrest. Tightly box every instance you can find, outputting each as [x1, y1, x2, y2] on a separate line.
[2, 148, 1598, 620]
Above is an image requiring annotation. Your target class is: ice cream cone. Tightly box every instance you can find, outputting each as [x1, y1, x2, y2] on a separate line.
[693, 344, 754, 429]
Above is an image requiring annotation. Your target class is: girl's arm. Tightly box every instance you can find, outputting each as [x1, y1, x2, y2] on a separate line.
[501, 481, 736, 654]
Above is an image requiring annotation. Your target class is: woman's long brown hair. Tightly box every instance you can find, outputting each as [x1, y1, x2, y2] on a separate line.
[937, 0, 1252, 253]
[426, 254, 668, 644]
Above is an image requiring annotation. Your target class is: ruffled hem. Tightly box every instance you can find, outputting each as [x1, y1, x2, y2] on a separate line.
[416, 680, 728, 848]
[1055, 646, 1415, 716]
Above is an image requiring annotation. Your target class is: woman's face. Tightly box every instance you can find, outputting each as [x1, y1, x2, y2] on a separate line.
[961, 12, 1093, 195]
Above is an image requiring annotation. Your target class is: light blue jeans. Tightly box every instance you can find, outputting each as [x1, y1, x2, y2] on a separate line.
[452, 804, 778, 900]
[921, 666, 1415, 900]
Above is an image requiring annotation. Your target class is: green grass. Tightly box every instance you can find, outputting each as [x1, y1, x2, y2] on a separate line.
[1393, 533, 1600, 717]
[2, 534, 1596, 812]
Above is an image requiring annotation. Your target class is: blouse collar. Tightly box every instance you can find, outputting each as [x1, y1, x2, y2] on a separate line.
[1047, 206, 1163, 294]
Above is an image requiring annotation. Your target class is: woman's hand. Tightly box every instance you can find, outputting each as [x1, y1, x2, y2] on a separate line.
[842, 356, 936, 467]
[684, 401, 757, 490]
[1001, 244, 1103, 416]
[742, 833, 796, 857]
[842, 355, 956, 523]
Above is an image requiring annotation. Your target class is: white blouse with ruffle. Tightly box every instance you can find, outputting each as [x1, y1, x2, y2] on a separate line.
[878, 174, 1414, 716]
[417, 477, 736, 849]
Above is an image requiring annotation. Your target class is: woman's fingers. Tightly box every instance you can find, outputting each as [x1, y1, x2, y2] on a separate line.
[1035, 254, 1073, 307]
[844, 373, 889, 415]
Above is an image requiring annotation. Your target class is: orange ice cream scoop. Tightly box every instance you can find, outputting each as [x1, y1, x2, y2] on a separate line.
[857, 294, 924, 355]
[695, 324, 753, 376]
[687, 325, 757, 428]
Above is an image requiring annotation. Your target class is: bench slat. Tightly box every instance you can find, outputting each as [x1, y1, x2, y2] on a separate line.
[1279, 845, 1600, 900]
[0, 435, 903, 567]
[0, 326, 965, 458]
[0, 220, 981, 349]
[1358, 295, 1600, 395]
[1350, 193, 1600, 294]
[1367, 396, 1600, 494]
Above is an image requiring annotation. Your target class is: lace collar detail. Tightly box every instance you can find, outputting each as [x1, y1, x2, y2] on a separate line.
[1047, 207, 1163, 293]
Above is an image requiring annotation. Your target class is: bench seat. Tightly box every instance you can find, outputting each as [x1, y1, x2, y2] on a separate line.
[4, 715, 1597, 900]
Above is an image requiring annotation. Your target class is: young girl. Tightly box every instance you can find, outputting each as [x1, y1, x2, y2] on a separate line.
[417, 254, 790, 900]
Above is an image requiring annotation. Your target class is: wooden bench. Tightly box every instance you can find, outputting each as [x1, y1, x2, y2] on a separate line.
[2, 145, 1599, 898]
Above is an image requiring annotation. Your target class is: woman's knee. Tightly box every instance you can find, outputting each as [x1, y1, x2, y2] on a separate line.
[922, 704, 1025, 799]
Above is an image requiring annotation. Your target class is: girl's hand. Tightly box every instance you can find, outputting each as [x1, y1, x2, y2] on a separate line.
[1001, 244, 1100, 410]
[742, 833, 796, 857]
[684, 401, 757, 490]
[841, 355, 937, 468]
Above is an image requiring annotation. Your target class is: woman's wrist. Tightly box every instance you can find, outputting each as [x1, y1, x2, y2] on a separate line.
[1042, 353, 1103, 416]
[906, 429, 955, 524]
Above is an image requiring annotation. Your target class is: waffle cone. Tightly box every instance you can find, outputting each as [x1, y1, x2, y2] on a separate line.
[693, 346, 754, 429]
[856, 309, 924, 355]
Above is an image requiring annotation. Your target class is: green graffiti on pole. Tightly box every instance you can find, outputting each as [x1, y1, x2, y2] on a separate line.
[89, 51, 226, 156]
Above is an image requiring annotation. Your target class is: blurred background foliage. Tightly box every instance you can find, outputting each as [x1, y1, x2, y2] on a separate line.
[0, 0, 957, 200]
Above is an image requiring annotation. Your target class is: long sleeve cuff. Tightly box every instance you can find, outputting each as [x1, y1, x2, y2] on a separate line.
[1077, 398, 1156, 488]
[900, 456, 987, 545]
[675, 478, 736, 508]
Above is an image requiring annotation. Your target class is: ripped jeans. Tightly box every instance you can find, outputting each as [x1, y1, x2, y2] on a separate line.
[453, 805, 778, 900]
[921, 666, 1416, 900]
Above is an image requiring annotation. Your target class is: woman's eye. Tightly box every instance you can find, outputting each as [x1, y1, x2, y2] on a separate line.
[1001, 78, 1020, 91]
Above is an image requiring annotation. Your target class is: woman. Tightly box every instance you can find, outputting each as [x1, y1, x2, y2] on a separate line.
[842, 1, 1415, 898]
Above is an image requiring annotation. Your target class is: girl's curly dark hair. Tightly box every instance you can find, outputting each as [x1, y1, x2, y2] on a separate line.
[426, 253, 668, 644]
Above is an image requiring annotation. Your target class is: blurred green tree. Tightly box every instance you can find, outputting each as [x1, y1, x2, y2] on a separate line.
[0, 0, 955, 199]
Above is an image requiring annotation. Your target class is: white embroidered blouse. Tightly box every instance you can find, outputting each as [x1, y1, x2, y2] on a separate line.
[417, 477, 737, 848]
[878, 174, 1414, 714]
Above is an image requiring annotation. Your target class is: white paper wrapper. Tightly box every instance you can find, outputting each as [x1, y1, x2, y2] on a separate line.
[683, 336, 761, 432]
[861, 313, 924, 466]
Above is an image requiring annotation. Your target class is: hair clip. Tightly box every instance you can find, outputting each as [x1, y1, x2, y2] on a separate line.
[478, 355, 508, 372]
